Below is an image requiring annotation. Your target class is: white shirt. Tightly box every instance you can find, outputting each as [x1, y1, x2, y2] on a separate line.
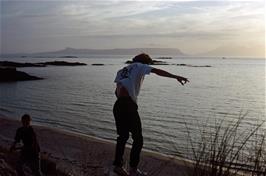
[114, 63, 152, 102]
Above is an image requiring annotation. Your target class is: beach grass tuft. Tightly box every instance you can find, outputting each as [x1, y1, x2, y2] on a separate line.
[183, 112, 265, 176]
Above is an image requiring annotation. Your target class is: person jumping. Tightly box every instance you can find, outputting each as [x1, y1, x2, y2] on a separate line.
[113, 53, 189, 176]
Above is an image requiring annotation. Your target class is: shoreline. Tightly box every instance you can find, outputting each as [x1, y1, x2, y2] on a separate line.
[0, 115, 192, 176]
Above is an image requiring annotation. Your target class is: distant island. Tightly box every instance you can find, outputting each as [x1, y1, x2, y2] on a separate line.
[1, 47, 185, 57]
[1, 46, 264, 58]
[36, 47, 185, 56]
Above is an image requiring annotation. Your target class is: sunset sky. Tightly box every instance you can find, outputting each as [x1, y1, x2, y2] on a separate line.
[1, 0, 265, 57]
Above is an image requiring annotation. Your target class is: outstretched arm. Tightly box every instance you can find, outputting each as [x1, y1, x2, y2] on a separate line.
[151, 68, 189, 85]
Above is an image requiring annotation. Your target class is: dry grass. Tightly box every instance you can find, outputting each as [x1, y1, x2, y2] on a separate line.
[184, 112, 265, 176]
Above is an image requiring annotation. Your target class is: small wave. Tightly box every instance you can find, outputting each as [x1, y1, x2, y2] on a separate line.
[70, 102, 87, 107]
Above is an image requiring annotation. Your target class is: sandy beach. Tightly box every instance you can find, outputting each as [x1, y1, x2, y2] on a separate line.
[0, 115, 193, 176]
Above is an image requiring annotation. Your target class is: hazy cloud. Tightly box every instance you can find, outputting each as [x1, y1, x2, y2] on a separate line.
[0, 0, 264, 56]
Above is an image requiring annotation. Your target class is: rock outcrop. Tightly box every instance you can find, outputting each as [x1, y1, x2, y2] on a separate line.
[41, 61, 86, 66]
[0, 67, 43, 82]
[0, 61, 87, 67]
[125, 59, 168, 65]
[0, 61, 45, 67]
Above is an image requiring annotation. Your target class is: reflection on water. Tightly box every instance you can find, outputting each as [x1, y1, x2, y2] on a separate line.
[0, 56, 265, 157]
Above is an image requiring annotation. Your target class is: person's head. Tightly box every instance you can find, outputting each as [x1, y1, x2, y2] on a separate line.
[132, 53, 153, 65]
[21, 114, 31, 127]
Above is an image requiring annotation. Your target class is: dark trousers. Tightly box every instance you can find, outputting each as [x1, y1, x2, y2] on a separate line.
[16, 153, 42, 176]
[113, 97, 143, 168]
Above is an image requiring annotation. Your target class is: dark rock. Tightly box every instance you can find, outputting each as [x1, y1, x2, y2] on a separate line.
[92, 64, 104, 66]
[0, 61, 87, 67]
[0, 67, 43, 82]
[0, 61, 45, 67]
[58, 56, 79, 58]
[175, 64, 211, 67]
[152, 60, 168, 65]
[125, 59, 169, 65]
[40, 61, 87, 66]
[156, 57, 172, 59]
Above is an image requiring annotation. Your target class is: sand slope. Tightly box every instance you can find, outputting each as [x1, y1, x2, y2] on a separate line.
[0, 116, 192, 176]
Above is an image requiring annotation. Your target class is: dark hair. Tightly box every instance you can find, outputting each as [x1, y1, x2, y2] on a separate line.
[132, 53, 153, 64]
[21, 114, 31, 122]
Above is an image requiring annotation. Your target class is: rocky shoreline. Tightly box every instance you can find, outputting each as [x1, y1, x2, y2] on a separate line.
[0, 61, 87, 82]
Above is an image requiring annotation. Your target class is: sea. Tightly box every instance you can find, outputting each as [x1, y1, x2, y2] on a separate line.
[0, 55, 265, 159]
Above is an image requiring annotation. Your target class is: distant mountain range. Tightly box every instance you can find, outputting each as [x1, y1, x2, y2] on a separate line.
[1, 46, 264, 58]
[201, 45, 265, 57]
[32, 47, 185, 56]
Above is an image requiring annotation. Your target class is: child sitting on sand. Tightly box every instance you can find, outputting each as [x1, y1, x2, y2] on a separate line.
[10, 114, 42, 176]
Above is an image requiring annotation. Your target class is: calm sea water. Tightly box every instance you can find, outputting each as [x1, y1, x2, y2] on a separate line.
[0, 56, 265, 158]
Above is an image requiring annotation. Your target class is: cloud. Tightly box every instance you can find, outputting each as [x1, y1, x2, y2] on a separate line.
[1, 0, 264, 55]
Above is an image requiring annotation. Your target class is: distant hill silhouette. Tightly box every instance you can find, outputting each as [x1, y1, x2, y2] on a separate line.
[201, 45, 264, 57]
[34, 47, 185, 56]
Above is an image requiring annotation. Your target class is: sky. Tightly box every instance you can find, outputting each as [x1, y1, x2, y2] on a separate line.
[0, 0, 265, 56]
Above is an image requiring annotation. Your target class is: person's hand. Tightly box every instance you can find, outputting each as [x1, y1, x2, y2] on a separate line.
[176, 76, 189, 85]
